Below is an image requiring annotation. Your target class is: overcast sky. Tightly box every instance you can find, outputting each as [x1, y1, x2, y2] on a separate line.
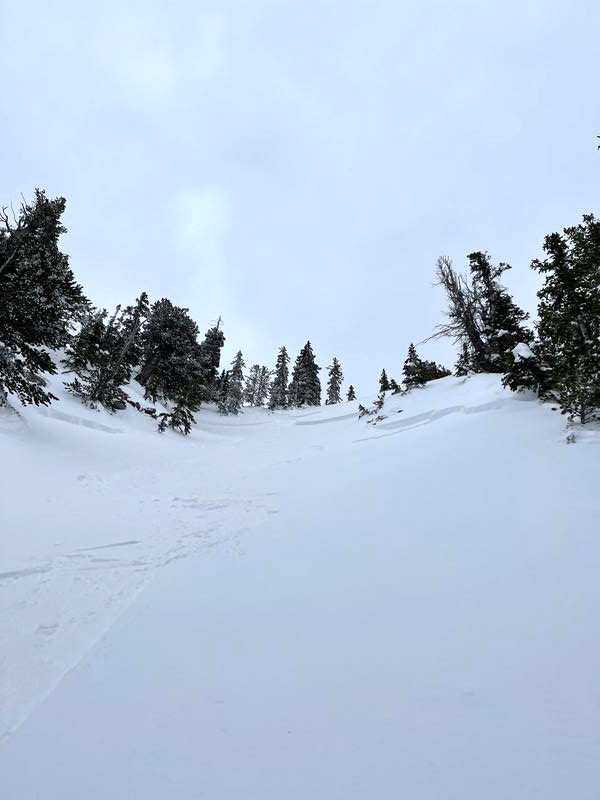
[2, 1, 600, 394]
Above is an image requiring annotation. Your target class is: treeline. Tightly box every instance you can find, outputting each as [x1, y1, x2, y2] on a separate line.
[0, 191, 349, 434]
[2, 189, 599, 432]
[365, 220, 600, 426]
[429, 220, 600, 424]
[375, 345, 451, 396]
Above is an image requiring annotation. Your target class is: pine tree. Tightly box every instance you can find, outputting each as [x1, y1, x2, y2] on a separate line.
[379, 368, 390, 393]
[221, 351, 245, 414]
[421, 359, 451, 382]
[157, 399, 195, 435]
[244, 365, 261, 406]
[346, 384, 356, 401]
[0, 191, 88, 406]
[502, 342, 546, 395]
[269, 346, 290, 409]
[468, 251, 533, 372]
[389, 378, 401, 393]
[62, 310, 107, 373]
[256, 367, 271, 407]
[197, 317, 225, 401]
[216, 369, 230, 410]
[454, 342, 472, 377]
[65, 293, 149, 411]
[432, 253, 532, 374]
[525, 215, 600, 422]
[402, 343, 426, 389]
[136, 299, 203, 406]
[118, 293, 150, 367]
[287, 377, 298, 408]
[289, 341, 321, 406]
[326, 357, 343, 404]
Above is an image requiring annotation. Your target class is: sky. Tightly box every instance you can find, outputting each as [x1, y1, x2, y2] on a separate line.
[2, 0, 600, 395]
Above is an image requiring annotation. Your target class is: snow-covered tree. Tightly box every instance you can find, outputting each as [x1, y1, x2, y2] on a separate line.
[326, 357, 343, 404]
[243, 365, 270, 407]
[379, 368, 390, 393]
[373, 393, 385, 412]
[220, 350, 245, 414]
[62, 309, 107, 374]
[244, 364, 261, 406]
[216, 369, 229, 408]
[66, 292, 149, 411]
[157, 401, 195, 435]
[403, 343, 426, 389]
[289, 341, 321, 406]
[197, 318, 225, 401]
[432, 253, 532, 374]
[502, 342, 546, 396]
[136, 298, 202, 406]
[256, 366, 271, 407]
[468, 251, 533, 372]
[0, 191, 88, 406]
[454, 342, 473, 377]
[269, 346, 290, 409]
[422, 359, 451, 383]
[525, 215, 600, 422]
[389, 378, 401, 393]
[346, 384, 356, 401]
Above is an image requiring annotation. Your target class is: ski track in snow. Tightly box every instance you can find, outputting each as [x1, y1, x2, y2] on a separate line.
[0, 389, 285, 740]
[0, 476, 281, 737]
[1, 373, 599, 798]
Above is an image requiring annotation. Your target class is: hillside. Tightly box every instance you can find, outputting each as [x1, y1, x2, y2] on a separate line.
[1, 374, 599, 798]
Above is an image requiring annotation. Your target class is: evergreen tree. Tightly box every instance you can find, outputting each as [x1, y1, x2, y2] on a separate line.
[421, 359, 451, 382]
[524, 215, 600, 422]
[220, 351, 245, 414]
[197, 317, 225, 401]
[468, 251, 533, 372]
[347, 384, 356, 401]
[157, 399, 195, 435]
[402, 343, 426, 389]
[244, 364, 261, 406]
[118, 293, 150, 367]
[66, 292, 149, 411]
[216, 369, 230, 409]
[432, 253, 532, 373]
[136, 299, 203, 406]
[389, 378, 401, 393]
[289, 341, 321, 406]
[287, 376, 298, 408]
[379, 368, 390, 393]
[256, 366, 271, 407]
[269, 346, 290, 409]
[502, 342, 547, 396]
[62, 309, 107, 374]
[358, 402, 373, 418]
[0, 191, 88, 406]
[454, 342, 473, 377]
[326, 357, 343, 404]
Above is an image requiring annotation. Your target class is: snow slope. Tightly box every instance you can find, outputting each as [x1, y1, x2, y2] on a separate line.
[1, 374, 599, 799]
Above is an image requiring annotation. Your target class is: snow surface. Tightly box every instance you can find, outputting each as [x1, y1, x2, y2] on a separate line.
[512, 342, 535, 361]
[1, 373, 599, 799]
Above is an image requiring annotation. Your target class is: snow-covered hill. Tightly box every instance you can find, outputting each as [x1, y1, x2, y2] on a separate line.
[1, 375, 599, 798]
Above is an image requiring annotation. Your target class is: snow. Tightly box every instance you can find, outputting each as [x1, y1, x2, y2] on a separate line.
[1, 373, 599, 798]
[512, 341, 535, 361]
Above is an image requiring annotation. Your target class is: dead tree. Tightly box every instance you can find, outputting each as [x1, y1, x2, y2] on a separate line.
[428, 255, 494, 372]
